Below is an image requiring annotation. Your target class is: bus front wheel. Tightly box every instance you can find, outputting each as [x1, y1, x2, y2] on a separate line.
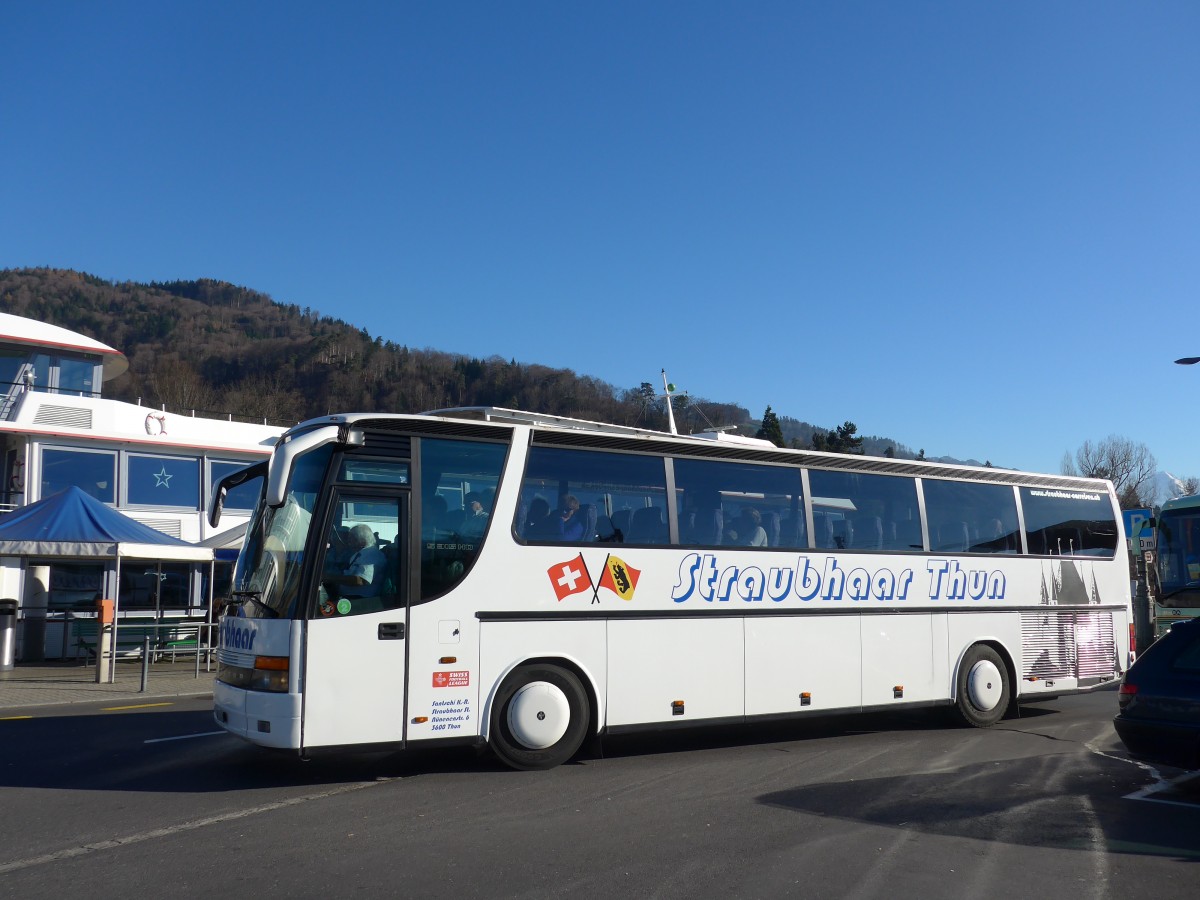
[954, 644, 1011, 728]
[489, 664, 589, 770]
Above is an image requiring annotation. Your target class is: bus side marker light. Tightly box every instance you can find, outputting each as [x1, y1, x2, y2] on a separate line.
[671, 700, 685, 716]
[893, 686, 904, 699]
[439, 657, 457, 664]
[257, 720, 271, 733]
[800, 692, 811, 707]
[412, 716, 429, 724]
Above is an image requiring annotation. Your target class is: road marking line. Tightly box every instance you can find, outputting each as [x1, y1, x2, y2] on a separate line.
[100, 702, 174, 711]
[0, 779, 393, 875]
[144, 731, 225, 744]
[0, 715, 33, 721]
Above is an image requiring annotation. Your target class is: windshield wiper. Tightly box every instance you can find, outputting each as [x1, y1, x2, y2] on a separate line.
[230, 590, 278, 619]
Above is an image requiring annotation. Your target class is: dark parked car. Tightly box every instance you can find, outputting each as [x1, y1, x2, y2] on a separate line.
[1113, 617, 1200, 769]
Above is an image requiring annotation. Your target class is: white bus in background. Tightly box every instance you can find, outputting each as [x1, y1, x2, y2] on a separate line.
[210, 408, 1133, 769]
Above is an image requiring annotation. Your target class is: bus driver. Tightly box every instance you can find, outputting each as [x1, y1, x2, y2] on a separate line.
[325, 524, 386, 600]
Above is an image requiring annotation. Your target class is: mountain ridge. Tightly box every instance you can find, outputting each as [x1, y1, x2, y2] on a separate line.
[2, 266, 970, 465]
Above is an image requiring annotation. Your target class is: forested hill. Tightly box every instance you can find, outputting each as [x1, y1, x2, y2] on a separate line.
[0, 267, 924, 458]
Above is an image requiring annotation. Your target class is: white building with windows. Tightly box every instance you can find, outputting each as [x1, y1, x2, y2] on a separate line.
[0, 312, 284, 658]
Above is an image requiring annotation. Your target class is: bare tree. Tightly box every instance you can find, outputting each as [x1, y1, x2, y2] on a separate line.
[1061, 435, 1157, 508]
[148, 355, 219, 413]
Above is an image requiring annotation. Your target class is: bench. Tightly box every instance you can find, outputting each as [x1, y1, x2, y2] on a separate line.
[71, 617, 167, 662]
[158, 623, 211, 662]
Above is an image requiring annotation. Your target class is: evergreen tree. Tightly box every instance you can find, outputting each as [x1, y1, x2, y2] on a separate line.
[814, 421, 863, 454]
[756, 405, 784, 447]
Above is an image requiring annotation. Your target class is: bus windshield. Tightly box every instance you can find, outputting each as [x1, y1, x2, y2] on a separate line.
[232, 444, 334, 619]
[1156, 507, 1200, 607]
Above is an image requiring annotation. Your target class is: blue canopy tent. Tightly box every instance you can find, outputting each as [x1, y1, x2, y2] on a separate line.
[0, 487, 209, 558]
[0, 487, 212, 663]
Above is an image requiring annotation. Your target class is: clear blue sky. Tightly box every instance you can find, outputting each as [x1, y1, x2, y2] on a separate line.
[3, 2, 1197, 478]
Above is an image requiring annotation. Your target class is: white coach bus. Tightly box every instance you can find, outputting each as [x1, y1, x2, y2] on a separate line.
[210, 408, 1132, 769]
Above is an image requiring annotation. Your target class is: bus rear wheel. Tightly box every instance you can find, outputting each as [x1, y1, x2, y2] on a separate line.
[954, 644, 1011, 728]
[489, 664, 589, 770]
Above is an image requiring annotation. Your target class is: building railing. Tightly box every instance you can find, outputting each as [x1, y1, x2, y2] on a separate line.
[6, 608, 217, 682]
[0, 378, 290, 428]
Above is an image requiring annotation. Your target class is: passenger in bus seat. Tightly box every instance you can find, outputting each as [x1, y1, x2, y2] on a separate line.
[734, 508, 768, 547]
[557, 494, 586, 541]
[523, 497, 553, 539]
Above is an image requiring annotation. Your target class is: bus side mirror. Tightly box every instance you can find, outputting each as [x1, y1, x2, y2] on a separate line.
[209, 484, 228, 529]
[209, 461, 268, 528]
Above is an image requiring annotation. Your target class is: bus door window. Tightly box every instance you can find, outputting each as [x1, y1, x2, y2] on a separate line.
[317, 495, 403, 617]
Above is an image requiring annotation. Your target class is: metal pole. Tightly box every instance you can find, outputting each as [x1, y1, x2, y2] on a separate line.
[1133, 552, 1153, 654]
[140, 634, 151, 692]
[661, 369, 678, 435]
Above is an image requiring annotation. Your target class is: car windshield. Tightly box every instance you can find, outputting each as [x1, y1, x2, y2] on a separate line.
[1155, 508, 1200, 606]
[232, 445, 334, 619]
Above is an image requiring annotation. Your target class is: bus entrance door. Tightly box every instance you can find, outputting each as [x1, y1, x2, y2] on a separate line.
[301, 491, 409, 750]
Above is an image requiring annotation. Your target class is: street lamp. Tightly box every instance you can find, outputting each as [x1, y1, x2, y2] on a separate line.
[1175, 357, 1200, 365]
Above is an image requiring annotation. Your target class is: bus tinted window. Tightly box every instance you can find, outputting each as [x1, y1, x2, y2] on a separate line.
[672, 458, 804, 548]
[923, 480, 1020, 554]
[806, 470, 921, 551]
[1020, 487, 1118, 557]
[338, 459, 410, 485]
[518, 447, 668, 544]
[420, 439, 508, 600]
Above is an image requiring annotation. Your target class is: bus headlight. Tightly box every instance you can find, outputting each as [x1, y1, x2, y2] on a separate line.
[217, 655, 290, 693]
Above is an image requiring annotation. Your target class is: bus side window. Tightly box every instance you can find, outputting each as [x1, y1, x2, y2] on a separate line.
[1019, 486, 1118, 559]
[515, 446, 668, 546]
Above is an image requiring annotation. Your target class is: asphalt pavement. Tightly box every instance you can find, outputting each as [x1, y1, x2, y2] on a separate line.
[0, 659, 215, 709]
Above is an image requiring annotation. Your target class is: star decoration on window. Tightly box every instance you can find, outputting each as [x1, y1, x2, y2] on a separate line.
[153, 467, 173, 488]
